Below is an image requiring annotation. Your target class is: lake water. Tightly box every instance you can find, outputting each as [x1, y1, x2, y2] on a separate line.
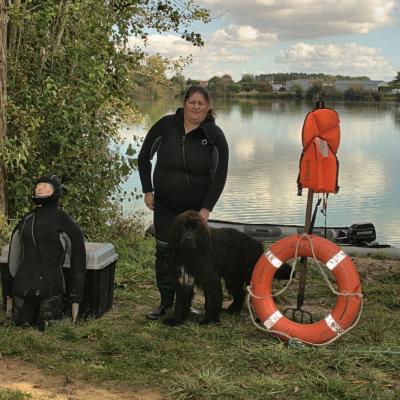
[121, 98, 400, 247]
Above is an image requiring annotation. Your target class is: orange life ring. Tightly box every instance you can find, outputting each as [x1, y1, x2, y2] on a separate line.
[250, 234, 362, 345]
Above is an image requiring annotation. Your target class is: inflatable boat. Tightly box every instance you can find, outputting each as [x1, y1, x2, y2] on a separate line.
[207, 219, 400, 260]
[145, 219, 400, 260]
[207, 219, 349, 243]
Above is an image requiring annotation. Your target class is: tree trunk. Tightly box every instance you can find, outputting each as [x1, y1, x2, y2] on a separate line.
[7, 0, 21, 51]
[0, 0, 7, 217]
[52, 0, 71, 56]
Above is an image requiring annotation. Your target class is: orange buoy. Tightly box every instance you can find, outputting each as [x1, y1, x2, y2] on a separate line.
[250, 234, 362, 345]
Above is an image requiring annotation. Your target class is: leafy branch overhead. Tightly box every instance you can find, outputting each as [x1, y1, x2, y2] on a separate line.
[2, 0, 210, 237]
[111, 0, 209, 45]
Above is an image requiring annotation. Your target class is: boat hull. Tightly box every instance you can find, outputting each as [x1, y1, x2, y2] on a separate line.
[207, 220, 400, 260]
[145, 219, 400, 260]
[207, 219, 348, 243]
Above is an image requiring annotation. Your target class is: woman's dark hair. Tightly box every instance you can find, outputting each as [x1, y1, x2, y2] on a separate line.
[184, 85, 216, 119]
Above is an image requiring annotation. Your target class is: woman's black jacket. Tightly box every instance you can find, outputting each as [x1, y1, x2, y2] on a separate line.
[138, 108, 229, 212]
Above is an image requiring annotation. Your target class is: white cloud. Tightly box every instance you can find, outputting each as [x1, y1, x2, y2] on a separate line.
[200, 0, 399, 39]
[276, 42, 395, 78]
[211, 25, 277, 47]
[128, 31, 259, 79]
[126, 1, 399, 80]
[128, 34, 194, 57]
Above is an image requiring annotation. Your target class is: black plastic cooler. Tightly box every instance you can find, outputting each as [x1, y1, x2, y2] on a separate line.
[0, 242, 118, 318]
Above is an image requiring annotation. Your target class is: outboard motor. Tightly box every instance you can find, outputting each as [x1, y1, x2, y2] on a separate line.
[347, 223, 376, 244]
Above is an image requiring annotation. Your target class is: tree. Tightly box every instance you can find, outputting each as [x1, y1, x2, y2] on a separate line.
[307, 80, 323, 99]
[391, 72, 400, 85]
[186, 78, 200, 86]
[2, 0, 210, 236]
[170, 74, 186, 89]
[207, 75, 233, 97]
[0, 0, 6, 217]
[292, 84, 303, 98]
[240, 73, 255, 83]
[344, 83, 364, 101]
[220, 74, 233, 85]
[130, 54, 171, 99]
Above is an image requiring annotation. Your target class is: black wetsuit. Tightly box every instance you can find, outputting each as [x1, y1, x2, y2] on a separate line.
[138, 107, 229, 306]
[7, 202, 86, 328]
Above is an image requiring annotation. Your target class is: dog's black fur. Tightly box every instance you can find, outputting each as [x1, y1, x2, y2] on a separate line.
[164, 210, 291, 326]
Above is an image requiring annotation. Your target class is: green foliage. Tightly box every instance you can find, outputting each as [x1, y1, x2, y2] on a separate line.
[240, 73, 256, 82]
[0, 213, 10, 249]
[207, 72, 371, 99]
[186, 78, 200, 86]
[207, 75, 232, 97]
[3, 0, 210, 236]
[344, 85, 381, 101]
[306, 80, 323, 98]
[391, 71, 400, 84]
[292, 83, 303, 97]
[0, 388, 31, 400]
[259, 72, 370, 84]
[129, 55, 189, 100]
[170, 74, 187, 91]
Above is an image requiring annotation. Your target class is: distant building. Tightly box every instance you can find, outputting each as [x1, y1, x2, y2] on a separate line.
[199, 80, 208, 87]
[335, 80, 388, 93]
[271, 83, 285, 92]
[285, 79, 312, 92]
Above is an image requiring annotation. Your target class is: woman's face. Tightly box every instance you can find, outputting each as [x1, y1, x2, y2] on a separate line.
[35, 182, 54, 197]
[183, 92, 210, 125]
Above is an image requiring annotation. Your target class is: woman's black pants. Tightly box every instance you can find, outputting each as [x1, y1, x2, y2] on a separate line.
[153, 200, 182, 308]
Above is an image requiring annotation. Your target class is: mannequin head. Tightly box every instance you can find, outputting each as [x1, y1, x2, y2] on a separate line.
[32, 174, 62, 205]
[35, 182, 54, 197]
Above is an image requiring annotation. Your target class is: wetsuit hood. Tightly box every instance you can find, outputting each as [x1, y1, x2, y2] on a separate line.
[32, 174, 63, 205]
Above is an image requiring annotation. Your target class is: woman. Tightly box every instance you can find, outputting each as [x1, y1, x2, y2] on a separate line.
[6, 174, 86, 329]
[138, 85, 229, 320]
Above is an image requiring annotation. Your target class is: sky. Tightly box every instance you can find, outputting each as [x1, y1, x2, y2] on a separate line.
[130, 0, 400, 82]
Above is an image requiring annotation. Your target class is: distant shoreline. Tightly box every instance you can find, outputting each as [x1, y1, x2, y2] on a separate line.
[214, 91, 400, 102]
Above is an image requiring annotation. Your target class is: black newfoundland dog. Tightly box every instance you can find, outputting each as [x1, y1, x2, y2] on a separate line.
[164, 210, 291, 326]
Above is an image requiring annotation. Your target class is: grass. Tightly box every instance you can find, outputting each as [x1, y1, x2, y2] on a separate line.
[0, 223, 399, 399]
[0, 389, 31, 400]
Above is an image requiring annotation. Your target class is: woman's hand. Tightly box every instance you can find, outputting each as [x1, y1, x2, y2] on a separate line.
[199, 208, 210, 221]
[144, 192, 154, 210]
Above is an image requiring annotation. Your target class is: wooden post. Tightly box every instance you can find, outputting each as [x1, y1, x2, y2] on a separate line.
[296, 188, 314, 310]
[0, 0, 7, 217]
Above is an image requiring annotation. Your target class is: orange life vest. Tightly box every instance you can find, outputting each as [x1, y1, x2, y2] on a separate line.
[298, 108, 340, 194]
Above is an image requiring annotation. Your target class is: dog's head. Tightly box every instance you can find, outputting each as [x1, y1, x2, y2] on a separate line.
[168, 210, 211, 252]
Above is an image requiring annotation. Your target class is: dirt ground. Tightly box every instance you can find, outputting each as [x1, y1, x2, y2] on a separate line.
[0, 358, 163, 400]
[0, 256, 398, 399]
[352, 256, 399, 278]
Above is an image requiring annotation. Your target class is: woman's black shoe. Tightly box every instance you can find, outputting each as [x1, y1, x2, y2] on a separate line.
[146, 304, 170, 320]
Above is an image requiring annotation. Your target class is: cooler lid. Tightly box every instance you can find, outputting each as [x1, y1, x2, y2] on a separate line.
[1, 242, 118, 270]
[64, 242, 118, 270]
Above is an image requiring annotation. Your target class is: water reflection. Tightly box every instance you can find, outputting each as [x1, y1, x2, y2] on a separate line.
[122, 99, 400, 246]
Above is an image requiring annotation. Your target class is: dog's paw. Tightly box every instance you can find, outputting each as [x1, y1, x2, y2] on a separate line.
[225, 305, 242, 314]
[199, 318, 219, 325]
